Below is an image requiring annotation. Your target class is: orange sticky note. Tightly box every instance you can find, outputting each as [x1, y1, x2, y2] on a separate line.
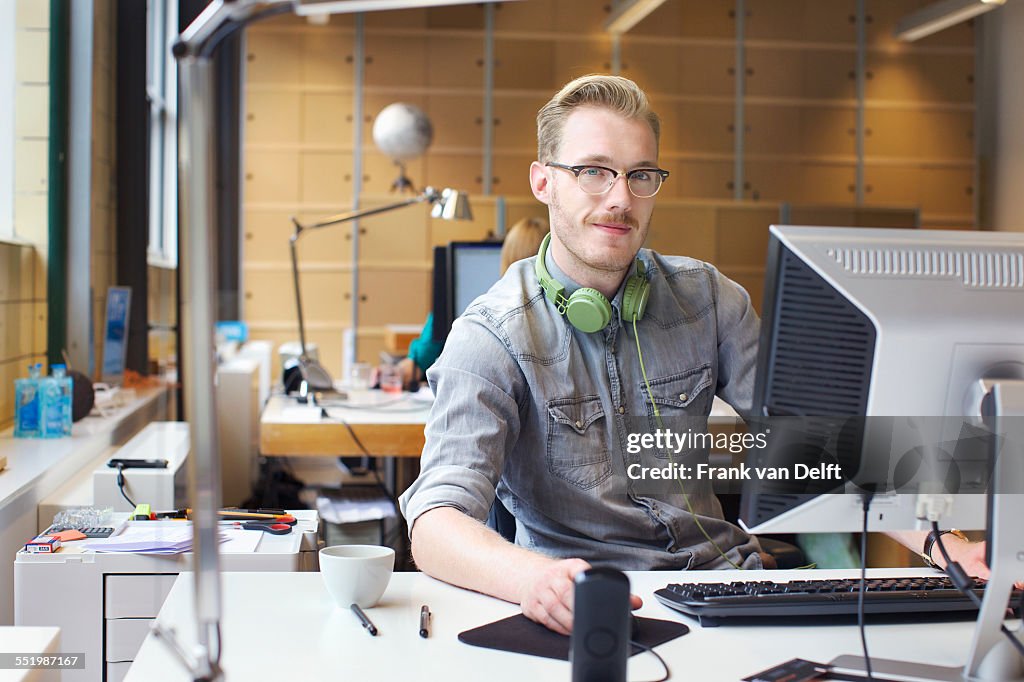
[53, 530, 87, 542]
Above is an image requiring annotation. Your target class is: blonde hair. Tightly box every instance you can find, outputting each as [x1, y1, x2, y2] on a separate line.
[536, 74, 660, 163]
[501, 216, 549, 274]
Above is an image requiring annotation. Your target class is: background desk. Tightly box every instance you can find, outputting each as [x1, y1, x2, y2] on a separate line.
[259, 392, 430, 458]
[126, 568, 983, 681]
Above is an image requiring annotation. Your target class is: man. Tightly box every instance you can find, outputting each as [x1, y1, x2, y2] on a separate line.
[399, 74, 986, 635]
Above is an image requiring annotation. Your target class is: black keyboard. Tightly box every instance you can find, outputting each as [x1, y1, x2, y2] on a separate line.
[655, 576, 1022, 627]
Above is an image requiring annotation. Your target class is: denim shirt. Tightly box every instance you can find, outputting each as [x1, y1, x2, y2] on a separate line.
[399, 248, 764, 570]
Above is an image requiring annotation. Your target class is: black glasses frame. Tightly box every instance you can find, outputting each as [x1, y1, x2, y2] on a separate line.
[545, 162, 670, 198]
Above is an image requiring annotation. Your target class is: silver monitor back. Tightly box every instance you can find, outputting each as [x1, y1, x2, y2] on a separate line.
[740, 225, 1024, 534]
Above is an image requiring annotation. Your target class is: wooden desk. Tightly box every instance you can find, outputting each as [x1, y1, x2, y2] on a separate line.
[259, 392, 430, 458]
[126, 568, 986, 682]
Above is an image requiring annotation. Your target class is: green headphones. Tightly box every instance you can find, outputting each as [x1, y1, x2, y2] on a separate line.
[534, 233, 650, 333]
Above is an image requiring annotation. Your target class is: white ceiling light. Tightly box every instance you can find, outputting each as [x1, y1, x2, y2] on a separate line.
[895, 0, 1006, 42]
[294, 0, 514, 16]
[603, 0, 668, 35]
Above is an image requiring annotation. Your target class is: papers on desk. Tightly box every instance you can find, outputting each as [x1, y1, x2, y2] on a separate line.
[82, 525, 261, 555]
[316, 488, 397, 525]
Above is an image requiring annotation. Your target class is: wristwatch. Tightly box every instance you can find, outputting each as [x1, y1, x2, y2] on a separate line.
[920, 529, 968, 570]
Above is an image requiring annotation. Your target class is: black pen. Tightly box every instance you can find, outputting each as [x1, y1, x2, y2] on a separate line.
[419, 605, 431, 638]
[351, 603, 378, 636]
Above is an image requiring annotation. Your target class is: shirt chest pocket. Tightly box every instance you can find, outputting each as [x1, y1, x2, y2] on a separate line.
[641, 365, 714, 458]
[545, 396, 613, 490]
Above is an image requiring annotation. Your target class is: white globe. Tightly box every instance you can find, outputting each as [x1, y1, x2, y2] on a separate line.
[372, 103, 433, 161]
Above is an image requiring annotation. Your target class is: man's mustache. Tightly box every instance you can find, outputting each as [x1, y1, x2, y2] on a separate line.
[586, 214, 638, 229]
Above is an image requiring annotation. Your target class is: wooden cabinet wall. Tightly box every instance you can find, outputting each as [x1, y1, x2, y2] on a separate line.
[244, 0, 972, 375]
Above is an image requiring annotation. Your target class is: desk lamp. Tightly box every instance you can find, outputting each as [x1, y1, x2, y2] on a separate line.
[289, 186, 472, 391]
[174, 1, 498, 680]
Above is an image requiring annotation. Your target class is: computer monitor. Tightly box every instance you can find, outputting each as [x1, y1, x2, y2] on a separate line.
[430, 245, 449, 345]
[739, 225, 1024, 680]
[433, 241, 504, 345]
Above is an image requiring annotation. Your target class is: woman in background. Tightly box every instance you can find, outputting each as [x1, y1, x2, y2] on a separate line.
[397, 216, 549, 389]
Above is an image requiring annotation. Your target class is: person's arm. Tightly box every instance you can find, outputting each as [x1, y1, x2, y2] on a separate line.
[708, 265, 760, 418]
[410, 507, 601, 635]
[886, 530, 992, 577]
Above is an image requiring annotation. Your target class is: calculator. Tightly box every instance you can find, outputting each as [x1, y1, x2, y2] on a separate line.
[46, 526, 115, 538]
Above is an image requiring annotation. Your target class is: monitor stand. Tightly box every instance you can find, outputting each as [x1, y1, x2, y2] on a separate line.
[829, 380, 1024, 682]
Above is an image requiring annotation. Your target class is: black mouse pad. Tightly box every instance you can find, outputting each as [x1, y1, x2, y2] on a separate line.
[458, 614, 689, 661]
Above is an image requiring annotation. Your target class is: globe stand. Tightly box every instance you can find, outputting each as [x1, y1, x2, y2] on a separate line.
[390, 161, 418, 194]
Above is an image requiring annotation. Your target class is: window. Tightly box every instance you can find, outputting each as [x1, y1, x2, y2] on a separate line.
[147, 0, 178, 266]
[0, 0, 15, 239]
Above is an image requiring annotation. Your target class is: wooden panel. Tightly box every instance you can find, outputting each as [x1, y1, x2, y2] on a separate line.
[245, 150, 300, 204]
[493, 94, 546, 152]
[630, 1, 683, 37]
[673, 160, 735, 201]
[363, 7, 426, 28]
[428, 94, 484, 149]
[299, 151, 354, 204]
[745, 48, 803, 99]
[648, 95, 679, 156]
[802, 50, 858, 101]
[494, 39, 556, 90]
[786, 206, 919, 228]
[745, 104, 801, 155]
[358, 270, 431, 326]
[714, 206, 778, 267]
[429, 204, 498, 247]
[491, 154, 535, 196]
[866, 109, 973, 160]
[301, 31, 355, 87]
[426, 35, 483, 89]
[246, 31, 301, 84]
[678, 45, 735, 97]
[245, 90, 299, 146]
[495, 0, 554, 32]
[355, 198, 431, 265]
[865, 53, 974, 103]
[427, 3, 484, 29]
[800, 107, 857, 156]
[675, 102, 735, 154]
[919, 167, 974, 216]
[425, 152, 485, 194]
[553, 0, 610, 34]
[245, 326, 346, 378]
[747, 0, 856, 43]
[553, 37, 612, 84]
[244, 210, 351, 264]
[364, 34, 428, 88]
[503, 201, 549, 239]
[746, 161, 857, 204]
[863, 165, 920, 208]
[621, 40, 679, 95]
[244, 268, 351, 324]
[645, 204, 716, 261]
[302, 92, 354, 147]
[678, 0, 736, 39]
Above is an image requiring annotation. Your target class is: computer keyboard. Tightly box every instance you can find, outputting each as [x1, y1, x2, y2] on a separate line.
[654, 576, 1022, 627]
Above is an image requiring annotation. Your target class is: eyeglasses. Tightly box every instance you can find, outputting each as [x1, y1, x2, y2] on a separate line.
[545, 162, 670, 198]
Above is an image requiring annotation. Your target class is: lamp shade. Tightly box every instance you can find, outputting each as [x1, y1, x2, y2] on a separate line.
[432, 188, 473, 221]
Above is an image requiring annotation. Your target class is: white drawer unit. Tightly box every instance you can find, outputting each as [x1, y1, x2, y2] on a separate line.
[15, 511, 320, 681]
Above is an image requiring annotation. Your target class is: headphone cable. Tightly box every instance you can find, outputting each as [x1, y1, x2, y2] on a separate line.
[632, 315, 742, 571]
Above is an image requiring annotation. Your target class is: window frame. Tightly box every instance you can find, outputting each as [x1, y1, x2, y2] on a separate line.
[0, 0, 16, 240]
[146, 0, 178, 267]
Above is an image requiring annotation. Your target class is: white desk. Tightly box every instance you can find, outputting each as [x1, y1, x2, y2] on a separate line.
[126, 568, 986, 681]
[0, 627, 61, 682]
[14, 511, 319, 682]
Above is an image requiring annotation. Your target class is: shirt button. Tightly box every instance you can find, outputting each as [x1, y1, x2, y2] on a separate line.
[618, 406, 625, 415]
[679, 393, 688, 401]
[575, 420, 583, 429]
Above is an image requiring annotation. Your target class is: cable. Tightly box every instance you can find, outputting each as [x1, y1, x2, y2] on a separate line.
[632, 315, 743, 570]
[858, 491, 874, 681]
[115, 464, 136, 509]
[629, 639, 670, 682]
[932, 522, 1024, 659]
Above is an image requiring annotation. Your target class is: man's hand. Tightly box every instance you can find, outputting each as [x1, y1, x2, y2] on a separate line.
[517, 558, 643, 635]
[932, 534, 988, 577]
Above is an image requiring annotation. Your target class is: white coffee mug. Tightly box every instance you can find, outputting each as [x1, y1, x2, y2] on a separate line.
[319, 545, 396, 608]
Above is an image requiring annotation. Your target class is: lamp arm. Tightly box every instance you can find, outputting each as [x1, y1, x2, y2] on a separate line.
[294, 187, 440, 234]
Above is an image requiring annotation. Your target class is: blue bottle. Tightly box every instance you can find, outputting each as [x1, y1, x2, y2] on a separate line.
[42, 364, 73, 438]
[14, 364, 42, 438]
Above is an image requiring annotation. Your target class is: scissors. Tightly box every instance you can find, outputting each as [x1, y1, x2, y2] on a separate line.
[225, 521, 292, 535]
